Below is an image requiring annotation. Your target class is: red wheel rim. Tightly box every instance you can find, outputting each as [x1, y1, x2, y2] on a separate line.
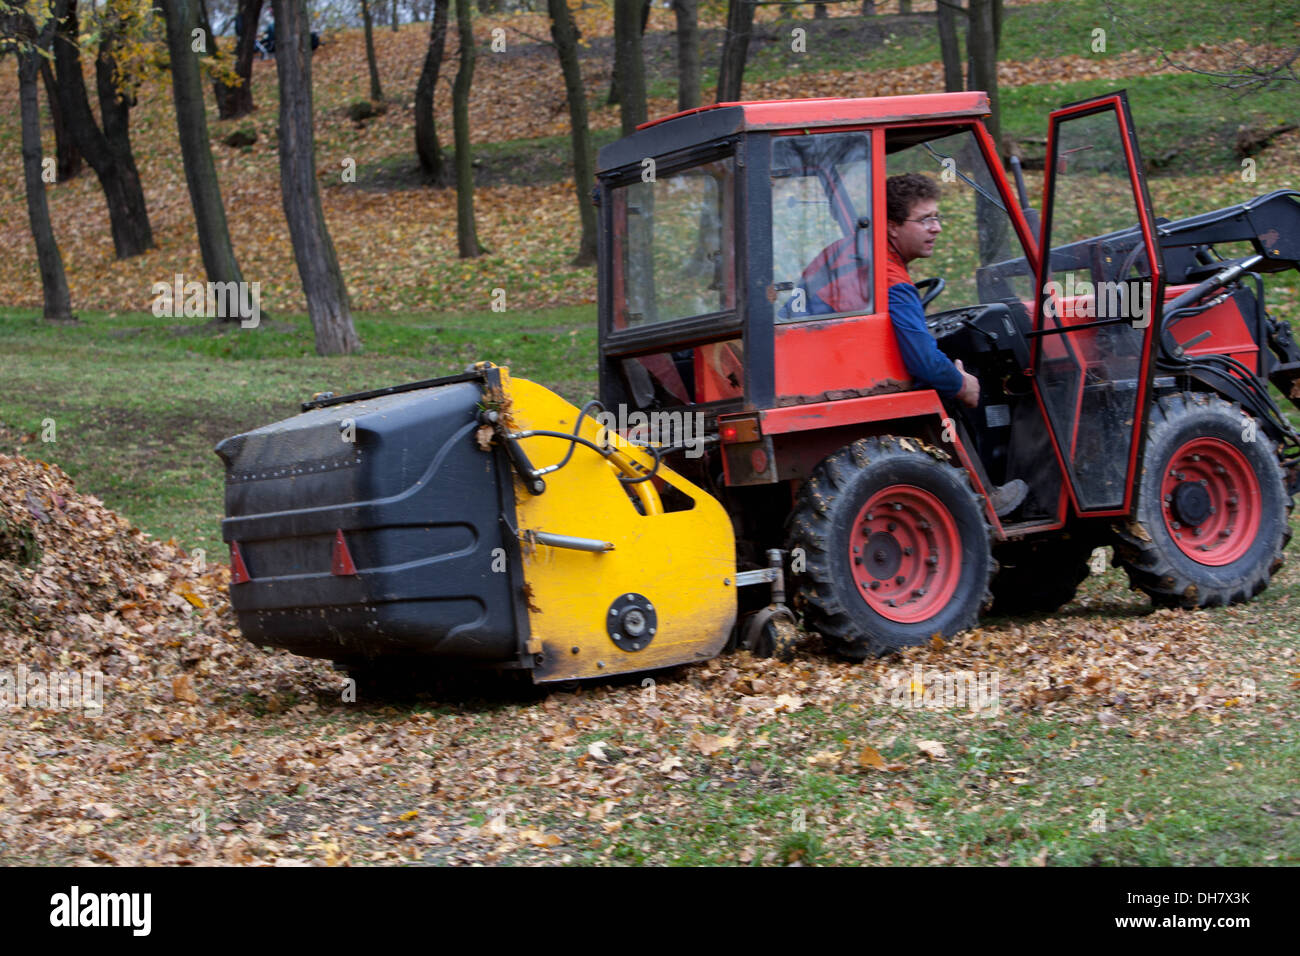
[1159, 437, 1261, 566]
[850, 485, 962, 624]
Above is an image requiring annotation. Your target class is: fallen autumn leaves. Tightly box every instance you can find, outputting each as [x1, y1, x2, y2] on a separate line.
[0, 452, 1289, 865]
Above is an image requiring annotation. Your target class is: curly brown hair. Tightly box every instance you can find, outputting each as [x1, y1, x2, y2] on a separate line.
[886, 173, 941, 224]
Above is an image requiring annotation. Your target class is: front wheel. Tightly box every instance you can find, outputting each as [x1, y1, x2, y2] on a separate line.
[786, 436, 993, 658]
[1111, 392, 1292, 607]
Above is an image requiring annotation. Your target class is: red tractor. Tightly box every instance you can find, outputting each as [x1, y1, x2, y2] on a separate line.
[219, 90, 1300, 680]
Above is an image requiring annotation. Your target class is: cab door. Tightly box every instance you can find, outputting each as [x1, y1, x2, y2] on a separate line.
[1030, 91, 1165, 514]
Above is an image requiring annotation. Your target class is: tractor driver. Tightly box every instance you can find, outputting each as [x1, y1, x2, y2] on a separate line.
[886, 172, 1027, 518]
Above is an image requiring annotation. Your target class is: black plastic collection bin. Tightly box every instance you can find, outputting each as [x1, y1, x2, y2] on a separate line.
[215, 377, 528, 667]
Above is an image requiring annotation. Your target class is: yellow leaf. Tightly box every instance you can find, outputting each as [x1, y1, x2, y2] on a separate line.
[400, 810, 420, 822]
[172, 673, 198, 703]
[857, 745, 886, 769]
[689, 731, 737, 756]
[518, 828, 562, 847]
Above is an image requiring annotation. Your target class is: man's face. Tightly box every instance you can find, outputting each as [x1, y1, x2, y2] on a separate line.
[888, 197, 942, 263]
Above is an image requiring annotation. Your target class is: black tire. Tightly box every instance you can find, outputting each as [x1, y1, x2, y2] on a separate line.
[1111, 392, 1292, 608]
[786, 436, 993, 658]
[990, 533, 1096, 615]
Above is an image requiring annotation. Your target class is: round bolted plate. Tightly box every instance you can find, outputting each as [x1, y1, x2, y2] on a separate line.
[606, 592, 658, 652]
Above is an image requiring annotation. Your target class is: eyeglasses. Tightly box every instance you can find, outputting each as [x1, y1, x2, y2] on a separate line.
[905, 214, 944, 228]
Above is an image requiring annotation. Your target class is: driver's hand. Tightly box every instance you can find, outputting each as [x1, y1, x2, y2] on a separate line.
[955, 360, 980, 409]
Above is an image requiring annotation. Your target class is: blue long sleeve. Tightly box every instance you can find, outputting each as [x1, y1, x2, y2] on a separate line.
[888, 282, 964, 398]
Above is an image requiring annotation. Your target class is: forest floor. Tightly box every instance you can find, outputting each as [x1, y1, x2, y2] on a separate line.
[1, 0, 1299, 866]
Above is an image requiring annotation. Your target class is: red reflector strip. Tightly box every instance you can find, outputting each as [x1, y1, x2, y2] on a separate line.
[332, 529, 358, 576]
[230, 542, 251, 585]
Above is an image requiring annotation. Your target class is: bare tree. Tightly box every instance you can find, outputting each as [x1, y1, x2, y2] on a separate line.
[613, 0, 647, 134]
[936, 0, 963, 93]
[215, 0, 263, 118]
[361, 0, 384, 100]
[52, 0, 154, 259]
[966, 0, 999, 143]
[547, 0, 596, 265]
[272, 0, 362, 354]
[5, 8, 74, 321]
[415, 0, 450, 183]
[38, 57, 80, 180]
[160, 0, 253, 323]
[673, 0, 700, 112]
[716, 0, 755, 103]
[452, 0, 483, 257]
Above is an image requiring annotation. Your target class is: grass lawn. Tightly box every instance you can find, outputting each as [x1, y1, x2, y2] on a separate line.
[0, 306, 597, 556]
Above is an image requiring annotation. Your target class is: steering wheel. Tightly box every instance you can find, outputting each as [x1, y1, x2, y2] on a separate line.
[914, 276, 946, 308]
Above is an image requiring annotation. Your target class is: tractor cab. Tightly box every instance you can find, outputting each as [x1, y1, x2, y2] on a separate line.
[594, 93, 1055, 526]
[593, 92, 1186, 536]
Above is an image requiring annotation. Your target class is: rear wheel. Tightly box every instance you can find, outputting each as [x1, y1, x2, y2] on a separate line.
[786, 436, 993, 658]
[1111, 392, 1291, 607]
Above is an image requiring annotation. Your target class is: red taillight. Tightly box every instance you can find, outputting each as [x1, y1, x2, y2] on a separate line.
[230, 542, 251, 585]
[331, 530, 358, 576]
[718, 415, 761, 444]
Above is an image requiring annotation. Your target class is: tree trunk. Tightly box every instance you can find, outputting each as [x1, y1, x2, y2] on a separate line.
[814, 3, 828, 18]
[392, 0, 399, 30]
[362, 0, 384, 101]
[452, 0, 483, 257]
[613, 0, 646, 135]
[161, 0, 252, 323]
[898, 0, 911, 13]
[967, 0, 999, 144]
[608, 0, 649, 107]
[861, 0, 876, 14]
[52, 0, 153, 259]
[272, 0, 362, 354]
[716, 0, 755, 103]
[548, 0, 596, 266]
[415, 0, 450, 183]
[216, 0, 263, 118]
[39, 56, 81, 181]
[937, 0, 964, 93]
[16, 19, 74, 321]
[672, 0, 700, 112]
[94, 33, 155, 254]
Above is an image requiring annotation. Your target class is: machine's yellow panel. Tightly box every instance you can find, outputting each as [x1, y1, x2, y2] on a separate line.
[503, 377, 737, 682]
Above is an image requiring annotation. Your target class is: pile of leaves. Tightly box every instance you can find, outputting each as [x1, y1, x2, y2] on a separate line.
[1, 450, 1284, 866]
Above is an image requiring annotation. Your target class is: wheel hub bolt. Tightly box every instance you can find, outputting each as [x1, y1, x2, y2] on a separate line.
[1171, 521, 1180, 529]
[1208, 506, 1216, 514]
[1219, 529, 1231, 538]
[895, 575, 905, 585]
[887, 522, 896, 532]
[1200, 479, 1208, 487]
[865, 511, 874, 521]
[891, 503, 902, 511]
[1190, 454, 1201, 462]
[1227, 496, 1238, 506]
[926, 556, 938, 566]
[902, 547, 913, 556]
[918, 520, 930, 530]
[1214, 465, 1226, 475]
[869, 581, 880, 590]
[912, 588, 926, 598]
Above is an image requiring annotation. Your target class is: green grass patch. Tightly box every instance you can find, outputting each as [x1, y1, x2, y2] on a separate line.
[0, 305, 597, 556]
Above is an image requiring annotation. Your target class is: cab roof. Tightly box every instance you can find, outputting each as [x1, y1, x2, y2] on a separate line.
[597, 92, 991, 175]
